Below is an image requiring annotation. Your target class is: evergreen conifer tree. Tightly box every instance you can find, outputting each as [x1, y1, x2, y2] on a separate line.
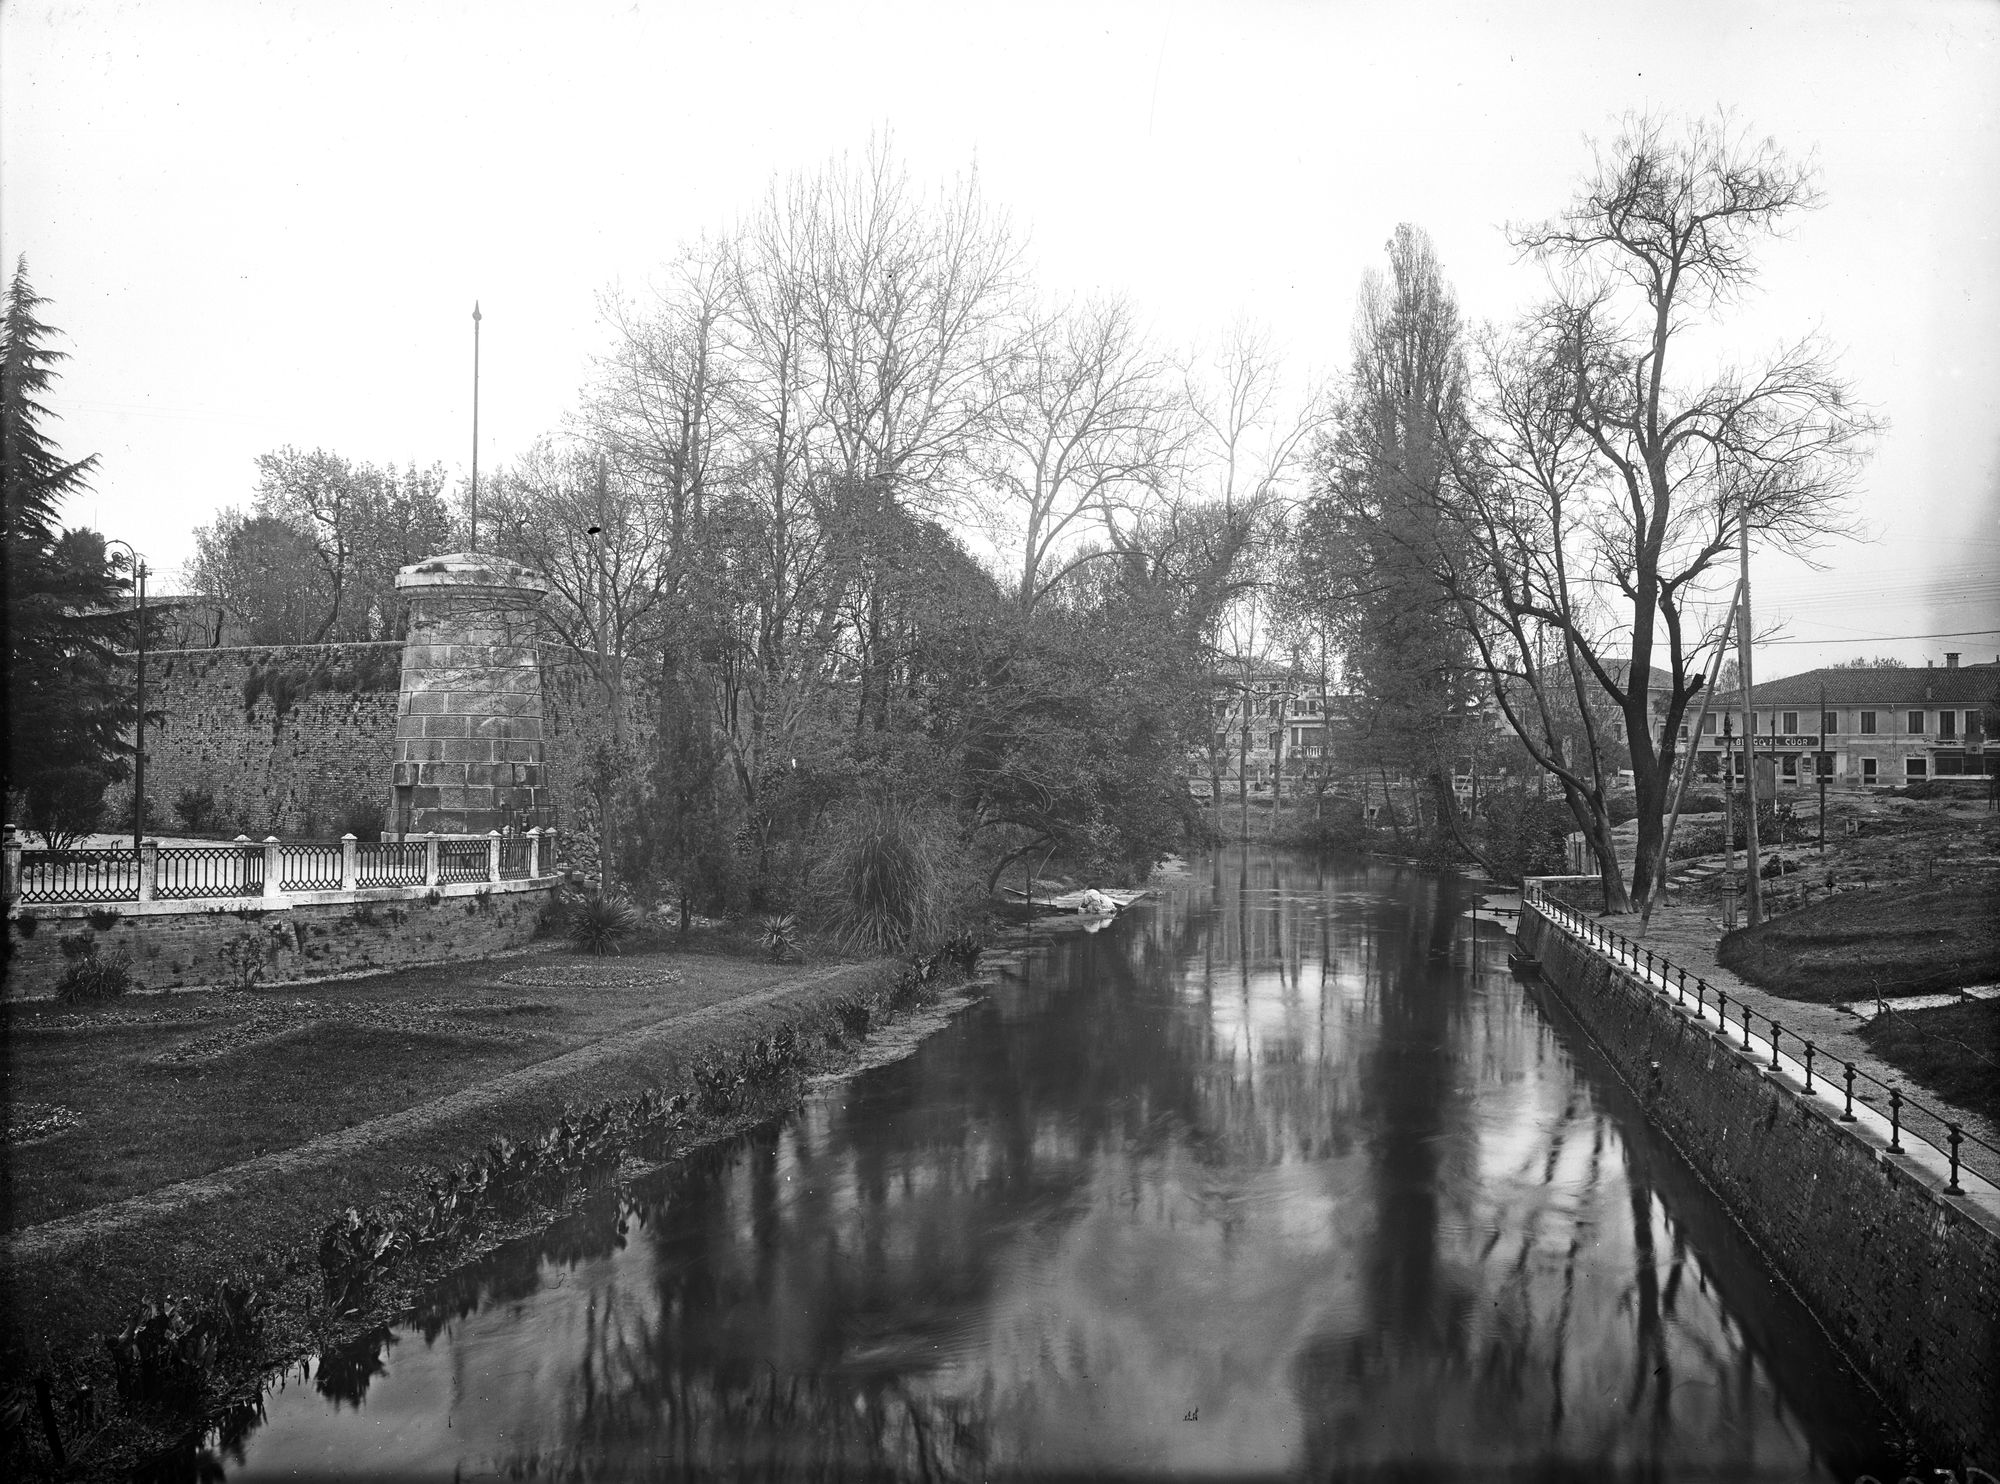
[3, 258, 134, 846]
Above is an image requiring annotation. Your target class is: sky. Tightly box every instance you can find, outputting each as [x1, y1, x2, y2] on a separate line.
[4, 0, 1998, 675]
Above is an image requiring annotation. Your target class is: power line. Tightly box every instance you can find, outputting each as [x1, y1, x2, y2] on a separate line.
[1760, 628, 2000, 645]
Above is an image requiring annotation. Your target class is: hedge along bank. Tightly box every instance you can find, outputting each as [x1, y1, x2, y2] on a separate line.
[2, 943, 982, 1480]
[3, 829, 561, 999]
[1517, 878, 2000, 1471]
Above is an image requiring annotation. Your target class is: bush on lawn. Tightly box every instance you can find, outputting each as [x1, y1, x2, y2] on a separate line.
[566, 894, 638, 956]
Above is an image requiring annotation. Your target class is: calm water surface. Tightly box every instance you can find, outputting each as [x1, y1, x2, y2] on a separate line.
[219, 852, 1908, 1481]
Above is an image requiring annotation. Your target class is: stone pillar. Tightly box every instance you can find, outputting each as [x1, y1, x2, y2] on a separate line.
[5, 824, 23, 903]
[389, 552, 550, 838]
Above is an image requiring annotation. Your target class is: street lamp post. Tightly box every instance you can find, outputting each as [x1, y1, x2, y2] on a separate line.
[107, 540, 148, 852]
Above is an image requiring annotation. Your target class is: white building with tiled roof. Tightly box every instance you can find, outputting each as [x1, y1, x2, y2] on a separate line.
[1692, 653, 1999, 788]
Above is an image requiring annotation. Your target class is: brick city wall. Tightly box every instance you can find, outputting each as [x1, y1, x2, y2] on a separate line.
[5, 880, 556, 998]
[105, 644, 617, 842]
[1518, 905, 2000, 1469]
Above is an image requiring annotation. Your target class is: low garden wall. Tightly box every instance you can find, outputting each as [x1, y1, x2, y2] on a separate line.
[1519, 882, 2000, 1469]
[4, 830, 561, 998]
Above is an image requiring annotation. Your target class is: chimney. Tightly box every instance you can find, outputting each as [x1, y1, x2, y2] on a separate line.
[1945, 652, 1959, 669]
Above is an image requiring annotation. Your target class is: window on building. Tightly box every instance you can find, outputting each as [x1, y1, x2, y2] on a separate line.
[1782, 711, 1798, 733]
[1968, 710, 1983, 742]
[1906, 756, 1927, 780]
[1823, 710, 1839, 735]
[1818, 753, 1834, 778]
[1861, 757, 1878, 783]
[1936, 753, 1965, 776]
[1702, 714, 1718, 735]
[1907, 710, 1925, 734]
[1781, 755, 1797, 779]
[1940, 711, 1956, 738]
[1859, 711, 1877, 734]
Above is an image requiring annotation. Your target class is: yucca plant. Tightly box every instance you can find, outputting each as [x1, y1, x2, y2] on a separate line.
[567, 893, 638, 956]
[762, 913, 804, 963]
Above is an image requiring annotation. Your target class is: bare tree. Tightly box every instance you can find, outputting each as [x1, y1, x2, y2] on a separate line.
[980, 295, 1180, 609]
[1498, 112, 1880, 907]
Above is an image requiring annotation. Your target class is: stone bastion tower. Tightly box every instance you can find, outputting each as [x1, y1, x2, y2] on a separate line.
[388, 552, 550, 837]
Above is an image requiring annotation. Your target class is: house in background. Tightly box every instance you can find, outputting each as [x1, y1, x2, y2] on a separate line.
[1692, 653, 1999, 788]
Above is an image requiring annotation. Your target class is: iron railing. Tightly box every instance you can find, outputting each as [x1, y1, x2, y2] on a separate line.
[155, 845, 263, 900]
[1524, 882, 2000, 1195]
[16, 848, 139, 904]
[356, 840, 426, 887]
[499, 837, 533, 879]
[437, 838, 488, 884]
[279, 843, 343, 892]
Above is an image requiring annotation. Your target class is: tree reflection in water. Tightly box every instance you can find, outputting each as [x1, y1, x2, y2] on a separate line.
[215, 851, 1909, 1481]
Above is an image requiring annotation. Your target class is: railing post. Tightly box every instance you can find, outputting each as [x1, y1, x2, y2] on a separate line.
[1888, 1086, 1903, 1153]
[262, 836, 283, 901]
[3, 823, 20, 904]
[1840, 1063, 1857, 1121]
[487, 829, 502, 884]
[423, 832, 440, 888]
[526, 826, 543, 879]
[340, 833, 359, 892]
[1741, 1002, 1752, 1050]
[1803, 1041, 1816, 1095]
[1715, 989, 1727, 1034]
[545, 828, 558, 878]
[137, 838, 158, 903]
[1946, 1126, 1964, 1194]
[1767, 1019, 1781, 1071]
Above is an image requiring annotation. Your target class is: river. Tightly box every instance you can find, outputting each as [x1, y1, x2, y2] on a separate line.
[215, 850, 1910, 1481]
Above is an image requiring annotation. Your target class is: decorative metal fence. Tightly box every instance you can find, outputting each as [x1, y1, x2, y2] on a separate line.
[499, 837, 533, 879]
[279, 843, 343, 892]
[155, 845, 264, 900]
[17, 848, 139, 904]
[9, 830, 554, 906]
[1524, 882, 2000, 1194]
[356, 840, 426, 887]
[438, 838, 489, 884]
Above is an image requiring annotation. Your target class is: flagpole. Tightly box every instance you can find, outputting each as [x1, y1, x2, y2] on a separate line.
[471, 301, 482, 551]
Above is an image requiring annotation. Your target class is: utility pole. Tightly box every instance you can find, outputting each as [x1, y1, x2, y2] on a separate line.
[470, 301, 482, 550]
[1736, 514, 1763, 926]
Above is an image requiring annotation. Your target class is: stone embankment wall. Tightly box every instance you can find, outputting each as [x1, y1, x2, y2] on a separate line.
[6, 880, 556, 998]
[1518, 901, 2000, 1469]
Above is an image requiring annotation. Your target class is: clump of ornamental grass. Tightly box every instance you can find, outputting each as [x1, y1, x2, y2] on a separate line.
[55, 934, 132, 1002]
[566, 894, 638, 956]
[821, 803, 956, 955]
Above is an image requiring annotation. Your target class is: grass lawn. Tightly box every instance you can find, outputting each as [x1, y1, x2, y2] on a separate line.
[1856, 999, 2000, 1129]
[1714, 878, 2000, 1004]
[2, 946, 815, 1232]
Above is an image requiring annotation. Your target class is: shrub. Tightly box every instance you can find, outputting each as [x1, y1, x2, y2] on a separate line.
[1679, 792, 1725, 815]
[567, 894, 637, 956]
[762, 913, 804, 963]
[174, 786, 219, 833]
[1606, 794, 1640, 827]
[55, 933, 132, 1002]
